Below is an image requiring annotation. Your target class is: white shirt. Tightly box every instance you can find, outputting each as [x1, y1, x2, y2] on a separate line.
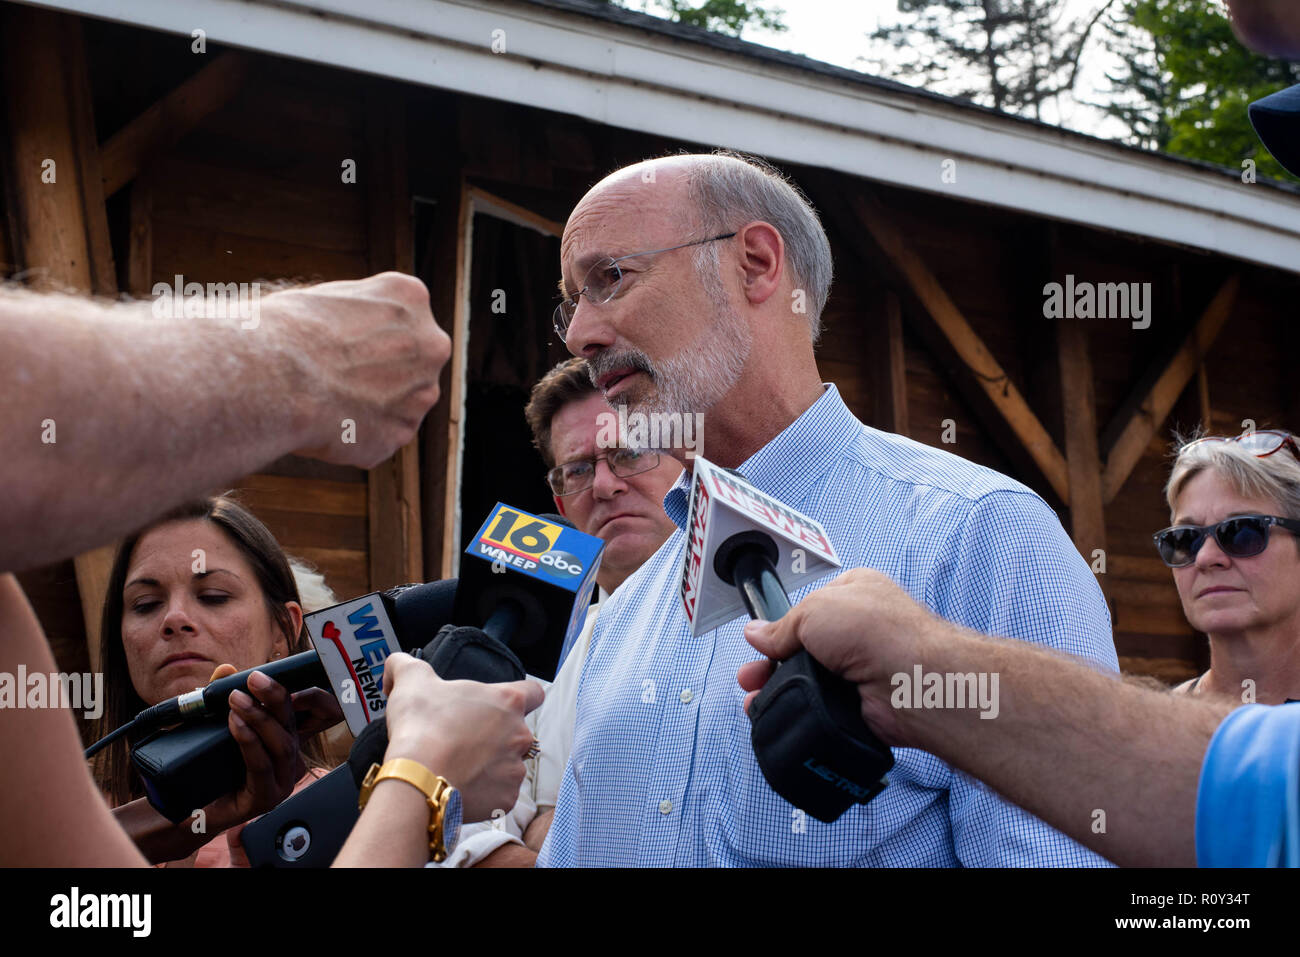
[436, 590, 606, 867]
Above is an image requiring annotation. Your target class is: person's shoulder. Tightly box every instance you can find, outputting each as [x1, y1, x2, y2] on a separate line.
[838, 421, 1041, 509]
[1171, 674, 1202, 695]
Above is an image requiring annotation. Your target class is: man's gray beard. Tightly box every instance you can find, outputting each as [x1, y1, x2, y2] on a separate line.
[622, 266, 751, 422]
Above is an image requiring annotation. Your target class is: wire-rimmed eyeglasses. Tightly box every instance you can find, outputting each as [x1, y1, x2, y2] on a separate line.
[546, 449, 661, 496]
[553, 233, 736, 342]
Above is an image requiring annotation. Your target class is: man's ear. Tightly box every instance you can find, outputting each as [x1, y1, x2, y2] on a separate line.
[736, 221, 784, 307]
[553, 494, 567, 517]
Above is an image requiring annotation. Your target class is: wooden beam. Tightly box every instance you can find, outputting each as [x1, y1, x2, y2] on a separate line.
[99, 51, 248, 199]
[417, 181, 460, 582]
[1196, 362, 1213, 434]
[465, 185, 564, 238]
[2, 7, 114, 293]
[870, 290, 909, 436]
[1100, 275, 1240, 503]
[1057, 318, 1106, 562]
[127, 175, 153, 295]
[843, 188, 1071, 503]
[2, 7, 120, 653]
[364, 90, 423, 590]
[76, 544, 118, 669]
[441, 179, 474, 580]
[411, 94, 462, 583]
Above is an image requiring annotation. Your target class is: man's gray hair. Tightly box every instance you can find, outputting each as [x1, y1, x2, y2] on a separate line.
[682, 151, 833, 343]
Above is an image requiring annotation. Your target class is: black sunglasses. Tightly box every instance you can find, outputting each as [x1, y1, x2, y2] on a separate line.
[1152, 514, 1300, 568]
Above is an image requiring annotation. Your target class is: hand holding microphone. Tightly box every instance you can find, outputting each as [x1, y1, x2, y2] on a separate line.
[202, 665, 312, 836]
[198, 663, 344, 835]
[331, 648, 544, 867]
[378, 652, 544, 822]
[738, 567, 942, 750]
[681, 458, 894, 822]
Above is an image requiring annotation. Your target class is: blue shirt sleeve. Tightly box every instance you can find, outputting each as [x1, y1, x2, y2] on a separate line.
[1197, 702, 1300, 867]
[928, 489, 1120, 866]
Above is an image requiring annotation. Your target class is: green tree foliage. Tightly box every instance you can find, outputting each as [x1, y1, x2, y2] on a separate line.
[609, 0, 786, 38]
[867, 1, 1108, 120]
[1101, 0, 1299, 179]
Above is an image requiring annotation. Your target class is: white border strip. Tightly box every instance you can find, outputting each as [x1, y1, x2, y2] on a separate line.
[38, 0, 1300, 274]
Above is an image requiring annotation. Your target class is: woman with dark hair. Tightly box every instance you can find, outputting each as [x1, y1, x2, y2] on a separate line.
[95, 493, 342, 866]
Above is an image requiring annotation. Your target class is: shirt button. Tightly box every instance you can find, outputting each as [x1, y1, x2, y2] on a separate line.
[679, 688, 693, 704]
[659, 799, 673, 815]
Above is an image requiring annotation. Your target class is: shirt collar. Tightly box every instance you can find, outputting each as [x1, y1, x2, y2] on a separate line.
[664, 383, 858, 529]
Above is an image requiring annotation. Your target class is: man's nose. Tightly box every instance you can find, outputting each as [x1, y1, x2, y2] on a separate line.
[591, 457, 629, 498]
[564, 296, 615, 359]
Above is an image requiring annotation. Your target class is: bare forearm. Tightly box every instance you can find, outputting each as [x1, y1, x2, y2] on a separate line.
[473, 842, 538, 867]
[523, 806, 553, 852]
[334, 778, 437, 868]
[0, 288, 310, 571]
[0, 575, 146, 865]
[885, 625, 1234, 866]
[113, 798, 224, 865]
[335, 732, 458, 868]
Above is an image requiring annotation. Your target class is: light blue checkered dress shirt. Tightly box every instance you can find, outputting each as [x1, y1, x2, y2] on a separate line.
[537, 384, 1119, 867]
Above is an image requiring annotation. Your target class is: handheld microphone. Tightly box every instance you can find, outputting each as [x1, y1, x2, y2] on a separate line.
[242, 619, 527, 867]
[124, 579, 458, 822]
[453, 503, 605, 681]
[682, 457, 894, 823]
[91, 579, 457, 757]
[126, 652, 329, 739]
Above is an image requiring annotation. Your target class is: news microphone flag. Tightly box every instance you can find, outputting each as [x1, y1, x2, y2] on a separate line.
[305, 595, 403, 736]
[680, 457, 841, 636]
[457, 503, 604, 679]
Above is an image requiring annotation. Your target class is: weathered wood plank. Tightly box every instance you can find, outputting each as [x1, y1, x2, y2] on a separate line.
[1058, 318, 1106, 560]
[365, 89, 423, 591]
[100, 51, 249, 198]
[2, 7, 119, 655]
[1101, 275, 1239, 503]
[839, 186, 1070, 502]
[235, 474, 368, 518]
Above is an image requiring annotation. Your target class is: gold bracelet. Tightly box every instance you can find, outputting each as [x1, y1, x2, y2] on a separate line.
[358, 758, 456, 862]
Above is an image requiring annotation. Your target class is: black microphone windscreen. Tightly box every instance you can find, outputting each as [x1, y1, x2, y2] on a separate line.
[347, 714, 389, 787]
[344, 622, 525, 787]
[386, 578, 459, 653]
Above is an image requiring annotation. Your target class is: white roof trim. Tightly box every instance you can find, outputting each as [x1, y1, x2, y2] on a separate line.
[36, 0, 1300, 274]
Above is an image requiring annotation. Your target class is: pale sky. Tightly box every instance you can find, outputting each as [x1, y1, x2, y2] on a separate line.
[728, 0, 1143, 140]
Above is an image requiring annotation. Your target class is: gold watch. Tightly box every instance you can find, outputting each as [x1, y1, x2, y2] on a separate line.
[358, 758, 462, 863]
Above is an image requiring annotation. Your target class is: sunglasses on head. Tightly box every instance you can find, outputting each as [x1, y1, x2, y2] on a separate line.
[1181, 429, 1300, 461]
[1153, 514, 1300, 568]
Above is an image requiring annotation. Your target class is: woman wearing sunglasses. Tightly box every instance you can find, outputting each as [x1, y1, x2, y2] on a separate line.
[1154, 431, 1300, 703]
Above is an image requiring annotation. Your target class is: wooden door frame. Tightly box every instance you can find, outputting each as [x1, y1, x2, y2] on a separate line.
[439, 183, 565, 579]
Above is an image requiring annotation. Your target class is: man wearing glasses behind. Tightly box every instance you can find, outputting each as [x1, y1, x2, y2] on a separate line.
[539, 150, 1119, 867]
[435, 358, 682, 866]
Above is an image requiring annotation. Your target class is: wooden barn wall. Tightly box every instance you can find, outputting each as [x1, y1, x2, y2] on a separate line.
[122, 52, 376, 605]
[13, 16, 1299, 690]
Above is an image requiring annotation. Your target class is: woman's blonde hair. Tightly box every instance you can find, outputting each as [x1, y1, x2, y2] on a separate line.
[1165, 430, 1300, 544]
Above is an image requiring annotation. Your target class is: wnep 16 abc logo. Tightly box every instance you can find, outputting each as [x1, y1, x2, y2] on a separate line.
[476, 506, 586, 581]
